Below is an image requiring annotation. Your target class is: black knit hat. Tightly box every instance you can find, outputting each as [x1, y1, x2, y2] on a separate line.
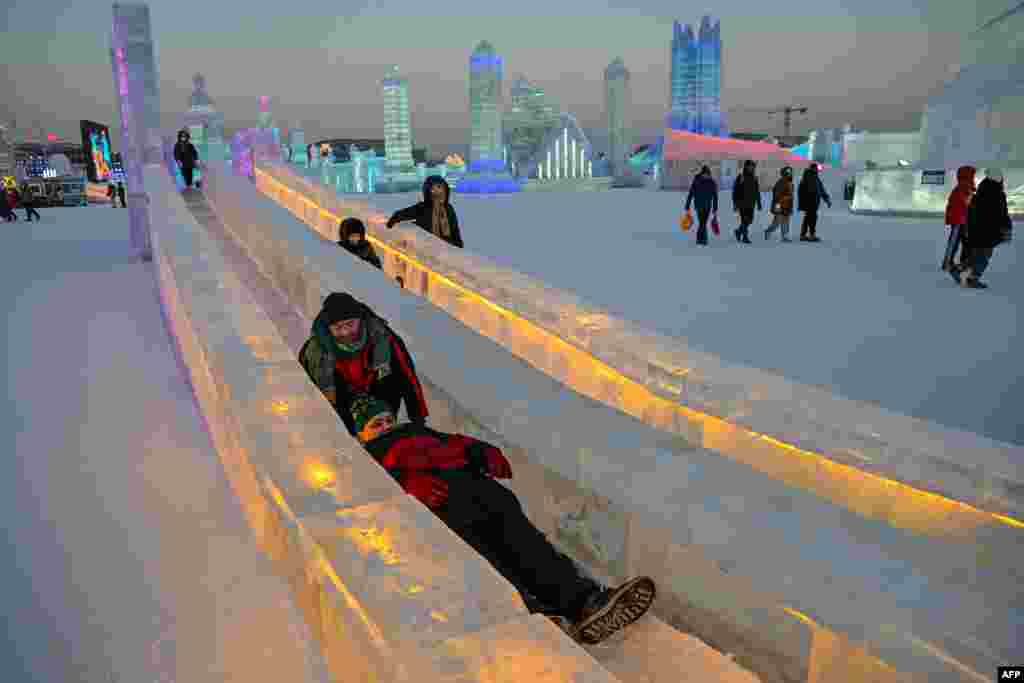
[321, 292, 366, 326]
[339, 217, 366, 242]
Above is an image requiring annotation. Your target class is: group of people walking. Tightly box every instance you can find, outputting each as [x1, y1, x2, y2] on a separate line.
[2, 185, 42, 222]
[297, 291, 655, 645]
[942, 165, 1013, 289]
[684, 160, 832, 245]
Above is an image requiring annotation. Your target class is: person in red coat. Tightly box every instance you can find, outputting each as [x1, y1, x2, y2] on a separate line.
[352, 397, 656, 645]
[942, 165, 976, 272]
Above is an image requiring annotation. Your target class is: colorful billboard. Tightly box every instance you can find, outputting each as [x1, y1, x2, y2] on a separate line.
[80, 120, 113, 182]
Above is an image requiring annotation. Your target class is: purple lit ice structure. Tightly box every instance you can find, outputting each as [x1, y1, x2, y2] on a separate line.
[230, 128, 280, 178]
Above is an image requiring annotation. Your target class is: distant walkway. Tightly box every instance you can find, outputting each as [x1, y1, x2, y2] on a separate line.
[2, 209, 326, 682]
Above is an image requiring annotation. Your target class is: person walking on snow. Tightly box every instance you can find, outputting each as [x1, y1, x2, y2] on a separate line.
[953, 169, 1012, 289]
[173, 129, 199, 190]
[298, 292, 429, 435]
[765, 166, 795, 242]
[942, 166, 976, 272]
[338, 217, 382, 270]
[732, 159, 761, 244]
[20, 185, 41, 222]
[684, 165, 719, 246]
[797, 164, 831, 241]
[350, 396, 656, 645]
[386, 175, 464, 248]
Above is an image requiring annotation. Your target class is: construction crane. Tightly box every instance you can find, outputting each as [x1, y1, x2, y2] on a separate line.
[729, 105, 809, 138]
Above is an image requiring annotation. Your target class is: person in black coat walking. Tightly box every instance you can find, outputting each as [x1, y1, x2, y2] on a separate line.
[338, 217, 382, 269]
[386, 176, 464, 248]
[732, 160, 761, 244]
[797, 164, 831, 241]
[116, 182, 127, 208]
[20, 185, 41, 222]
[954, 170, 1012, 289]
[173, 129, 199, 189]
[684, 165, 719, 246]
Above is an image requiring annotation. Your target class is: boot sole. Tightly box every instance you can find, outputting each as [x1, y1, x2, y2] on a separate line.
[575, 577, 656, 645]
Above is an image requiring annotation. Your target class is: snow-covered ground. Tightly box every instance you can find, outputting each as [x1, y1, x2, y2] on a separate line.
[363, 187, 1022, 446]
[3, 208, 325, 682]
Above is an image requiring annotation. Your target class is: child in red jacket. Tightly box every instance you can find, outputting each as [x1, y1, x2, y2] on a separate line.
[352, 397, 656, 645]
[942, 166, 976, 272]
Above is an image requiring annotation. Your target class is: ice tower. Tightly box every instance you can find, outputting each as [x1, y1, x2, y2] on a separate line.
[468, 41, 504, 173]
[382, 66, 415, 171]
[460, 41, 519, 192]
[668, 16, 726, 137]
[604, 58, 632, 177]
[258, 96, 273, 129]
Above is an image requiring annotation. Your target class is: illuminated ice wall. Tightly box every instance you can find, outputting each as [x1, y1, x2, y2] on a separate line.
[111, 2, 162, 261]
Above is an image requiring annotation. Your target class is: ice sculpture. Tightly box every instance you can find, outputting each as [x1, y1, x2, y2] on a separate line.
[669, 17, 727, 138]
[110, 2, 163, 261]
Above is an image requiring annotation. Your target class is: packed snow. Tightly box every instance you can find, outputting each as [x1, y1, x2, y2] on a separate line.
[3, 208, 326, 682]
[362, 185, 1022, 446]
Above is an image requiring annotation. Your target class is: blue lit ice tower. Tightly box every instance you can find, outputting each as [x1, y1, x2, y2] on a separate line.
[469, 41, 504, 173]
[668, 16, 727, 137]
[460, 41, 519, 192]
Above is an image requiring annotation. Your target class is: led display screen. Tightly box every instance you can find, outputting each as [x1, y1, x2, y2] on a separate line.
[80, 120, 113, 182]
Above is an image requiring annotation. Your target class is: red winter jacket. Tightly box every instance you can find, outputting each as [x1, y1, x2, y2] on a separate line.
[945, 166, 976, 226]
[362, 423, 498, 483]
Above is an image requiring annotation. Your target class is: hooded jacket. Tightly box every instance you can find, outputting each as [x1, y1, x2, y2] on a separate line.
[174, 132, 199, 168]
[797, 168, 831, 212]
[944, 166, 976, 226]
[338, 219, 383, 269]
[386, 176, 464, 248]
[299, 294, 429, 435]
[685, 173, 719, 213]
[732, 164, 762, 211]
[965, 177, 1012, 250]
[771, 172, 795, 216]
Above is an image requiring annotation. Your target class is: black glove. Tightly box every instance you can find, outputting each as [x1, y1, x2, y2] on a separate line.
[386, 217, 396, 228]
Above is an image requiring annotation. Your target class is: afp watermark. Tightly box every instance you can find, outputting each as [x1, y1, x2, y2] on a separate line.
[999, 667, 1023, 680]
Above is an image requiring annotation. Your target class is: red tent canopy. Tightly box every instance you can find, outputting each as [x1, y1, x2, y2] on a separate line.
[662, 129, 806, 164]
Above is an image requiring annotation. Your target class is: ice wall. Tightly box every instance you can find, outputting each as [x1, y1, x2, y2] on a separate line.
[256, 161, 1024, 531]
[852, 166, 1024, 216]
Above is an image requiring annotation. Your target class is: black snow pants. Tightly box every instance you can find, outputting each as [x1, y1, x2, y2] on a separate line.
[433, 470, 599, 618]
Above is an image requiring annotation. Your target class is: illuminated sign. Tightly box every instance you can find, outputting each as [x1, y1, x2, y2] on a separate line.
[80, 120, 113, 183]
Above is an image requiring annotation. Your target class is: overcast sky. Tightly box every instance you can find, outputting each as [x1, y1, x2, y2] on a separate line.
[0, 0, 979, 155]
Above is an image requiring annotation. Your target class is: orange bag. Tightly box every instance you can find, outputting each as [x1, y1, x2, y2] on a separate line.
[680, 211, 693, 232]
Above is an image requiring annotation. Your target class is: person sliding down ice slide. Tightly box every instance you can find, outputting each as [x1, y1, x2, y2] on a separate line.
[350, 396, 657, 645]
[298, 292, 429, 436]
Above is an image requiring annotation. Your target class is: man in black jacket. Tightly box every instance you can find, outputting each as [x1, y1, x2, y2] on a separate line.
[386, 176, 464, 248]
[732, 160, 761, 244]
[351, 397, 656, 645]
[955, 170, 1013, 289]
[173, 129, 199, 189]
